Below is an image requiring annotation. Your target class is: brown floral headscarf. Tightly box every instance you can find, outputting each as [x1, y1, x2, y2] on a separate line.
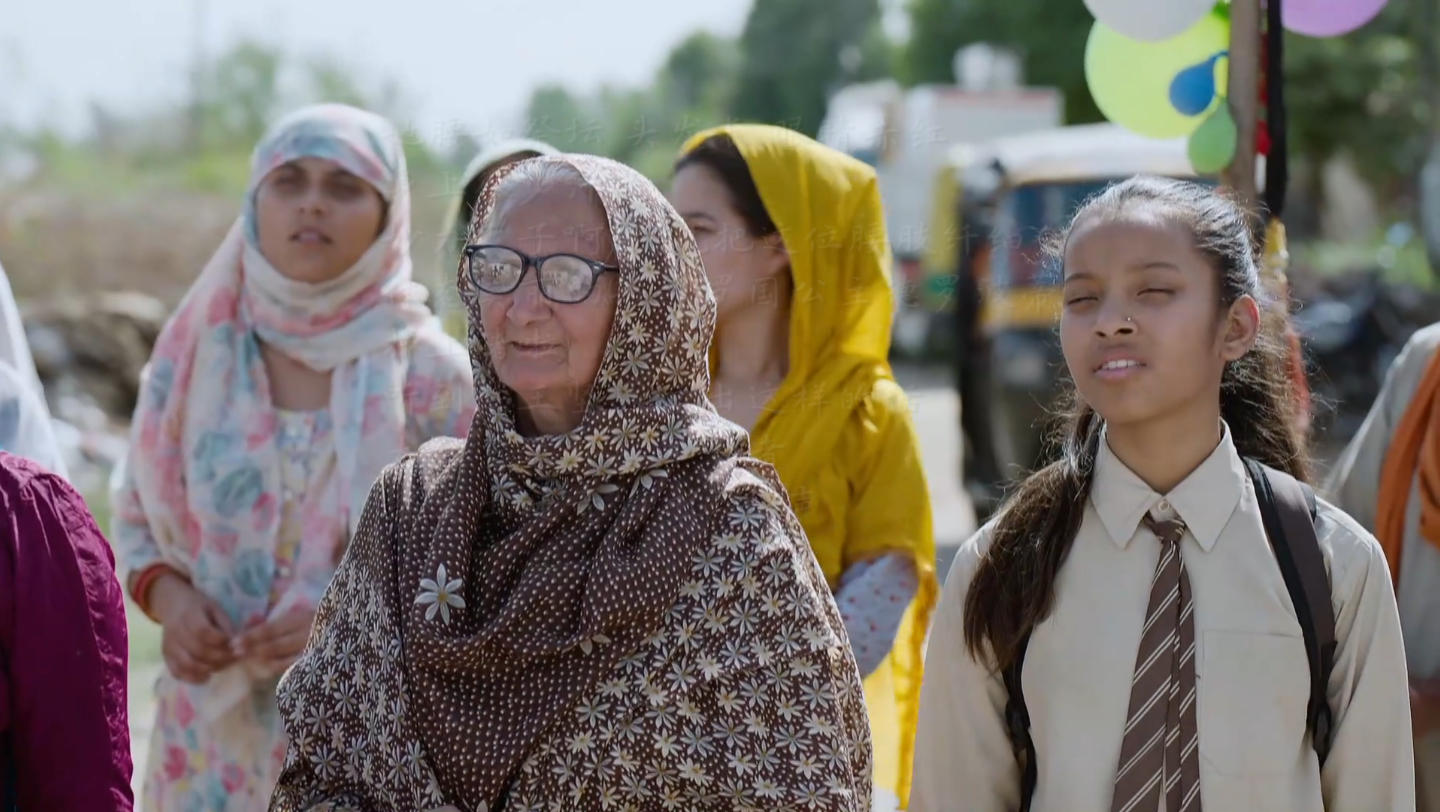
[269, 155, 872, 812]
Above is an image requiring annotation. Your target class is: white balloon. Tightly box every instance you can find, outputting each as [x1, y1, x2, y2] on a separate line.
[1083, 0, 1218, 42]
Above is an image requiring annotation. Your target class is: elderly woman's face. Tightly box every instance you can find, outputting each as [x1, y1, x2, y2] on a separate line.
[254, 156, 386, 283]
[477, 178, 619, 435]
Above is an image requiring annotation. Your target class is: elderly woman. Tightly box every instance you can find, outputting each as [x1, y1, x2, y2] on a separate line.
[269, 154, 873, 812]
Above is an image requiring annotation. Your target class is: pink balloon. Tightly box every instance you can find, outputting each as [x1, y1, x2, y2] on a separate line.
[1281, 0, 1388, 37]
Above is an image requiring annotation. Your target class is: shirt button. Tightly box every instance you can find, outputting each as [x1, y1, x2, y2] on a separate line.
[1157, 499, 1171, 512]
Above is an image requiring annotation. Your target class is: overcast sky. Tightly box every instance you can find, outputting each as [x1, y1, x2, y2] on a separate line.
[2, 0, 762, 143]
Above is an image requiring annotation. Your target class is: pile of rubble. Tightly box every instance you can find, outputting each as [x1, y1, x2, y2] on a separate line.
[24, 291, 168, 493]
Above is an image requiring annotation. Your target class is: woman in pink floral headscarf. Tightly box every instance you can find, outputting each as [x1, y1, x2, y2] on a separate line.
[110, 103, 476, 811]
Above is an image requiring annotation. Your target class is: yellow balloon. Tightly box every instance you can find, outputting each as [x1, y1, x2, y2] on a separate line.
[1085, 11, 1231, 139]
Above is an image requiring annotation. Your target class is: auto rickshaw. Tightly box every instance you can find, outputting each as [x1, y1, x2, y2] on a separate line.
[913, 145, 1005, 517]
[955, 123, 1208, 514]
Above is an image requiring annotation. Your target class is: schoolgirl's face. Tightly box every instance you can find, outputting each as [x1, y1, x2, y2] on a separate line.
[1058, 212, 1259, 431]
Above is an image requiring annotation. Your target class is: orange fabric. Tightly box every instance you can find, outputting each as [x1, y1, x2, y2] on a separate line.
[1376, 347, 1440, 585]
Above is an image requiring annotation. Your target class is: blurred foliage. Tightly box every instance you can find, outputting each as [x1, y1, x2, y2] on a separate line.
[0, 38, 464, 299]
[522, 0, 888, 180]
[1, 0, 1433, 245]
[731, 0, 891, 135]
[7, 38, 452, 200]
[1298, 227, 1436, 287]
[4, 0, 1430, 199]
[900, 0, 1433, 197]
[523, 31, 747, 183]
[518, 0, 1431, 203]
[1284, 0, 1430, 195]
[901, 0, 1102, 124]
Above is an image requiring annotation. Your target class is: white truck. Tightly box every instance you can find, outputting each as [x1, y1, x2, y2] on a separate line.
[818, 46, 1064, 356]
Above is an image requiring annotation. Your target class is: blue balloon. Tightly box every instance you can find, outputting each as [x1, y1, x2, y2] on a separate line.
[1169, 51, 1226, 117]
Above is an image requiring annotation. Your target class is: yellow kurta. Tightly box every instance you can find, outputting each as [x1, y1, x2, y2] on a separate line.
[682, 124, 938, 808]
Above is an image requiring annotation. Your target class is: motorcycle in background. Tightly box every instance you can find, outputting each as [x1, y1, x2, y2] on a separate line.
[1294, 267, 1427, 441]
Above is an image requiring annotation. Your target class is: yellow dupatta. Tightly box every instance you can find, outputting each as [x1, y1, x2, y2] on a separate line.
[681, 124, 938, 807]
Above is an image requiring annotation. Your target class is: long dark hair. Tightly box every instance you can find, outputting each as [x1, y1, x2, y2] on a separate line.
[673, 134, 778, 238]
[963, 176, 1311, 670]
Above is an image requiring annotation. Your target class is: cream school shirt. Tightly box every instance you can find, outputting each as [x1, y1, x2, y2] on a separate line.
[912, 425, 1413, 812]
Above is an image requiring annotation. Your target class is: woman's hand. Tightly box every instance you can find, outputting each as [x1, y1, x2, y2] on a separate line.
[151, 573, 237, 684]
[232, 609, 318, 678]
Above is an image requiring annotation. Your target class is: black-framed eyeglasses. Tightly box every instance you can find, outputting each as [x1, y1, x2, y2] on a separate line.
[463, 244, 619, 304]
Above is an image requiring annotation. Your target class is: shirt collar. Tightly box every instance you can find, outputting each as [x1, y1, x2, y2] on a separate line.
[1090, 421, 1245, 552]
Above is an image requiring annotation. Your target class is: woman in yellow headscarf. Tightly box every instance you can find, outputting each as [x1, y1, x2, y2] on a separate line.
[673, 124, 937, 811]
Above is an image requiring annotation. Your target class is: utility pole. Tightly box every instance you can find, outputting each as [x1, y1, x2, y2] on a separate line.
[1222, 0, 1262, 222]
[1223, 0, 1315, 438]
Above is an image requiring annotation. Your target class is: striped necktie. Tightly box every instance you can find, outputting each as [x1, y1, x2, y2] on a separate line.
[1111, 512, 1202, 812]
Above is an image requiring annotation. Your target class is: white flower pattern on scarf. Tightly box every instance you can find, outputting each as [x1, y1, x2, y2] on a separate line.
[415, 563, 466, 625]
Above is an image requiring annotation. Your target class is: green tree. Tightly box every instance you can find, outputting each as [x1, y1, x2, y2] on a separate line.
[196, 39, 287, 154]
[731, 0, 889, 135]
[519, 30, 746, 182]
[644, 32, 742, 159]
[660, 31, 741, 115]
[900, 0, 1430, 195]
[1283, 0, 1427, 192]
[13, 38, 448, 197]
[523, 84, 609, 153]
[901, 0, 1100, 124]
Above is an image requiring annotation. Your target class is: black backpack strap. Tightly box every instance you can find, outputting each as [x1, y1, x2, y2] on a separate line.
[1002, 632, 1037, 812]
[1002, 460, 1336, 800]
[1245, 457, 1337, 767]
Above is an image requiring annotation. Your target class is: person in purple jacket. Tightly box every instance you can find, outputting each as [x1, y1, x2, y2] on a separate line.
[0, 450, 133, 810]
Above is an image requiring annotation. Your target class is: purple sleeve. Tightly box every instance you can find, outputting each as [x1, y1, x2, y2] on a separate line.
[0, 453, 134, 811]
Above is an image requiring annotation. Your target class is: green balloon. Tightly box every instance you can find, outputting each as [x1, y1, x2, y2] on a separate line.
[1085, 11, 1231, 139]
[1188, 104, 1238, 173]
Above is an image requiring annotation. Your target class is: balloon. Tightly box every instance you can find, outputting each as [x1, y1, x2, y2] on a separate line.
[1083, 0, 1218, 42]
[1188, 104, 1238, 174]
[1170, 52, 1227, 116]
[1085, 13, 1231, 139]
[1282, 0, 1388, 37]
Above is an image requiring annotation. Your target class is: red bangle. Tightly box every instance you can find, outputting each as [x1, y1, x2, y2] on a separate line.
[131, 564, 177, 623]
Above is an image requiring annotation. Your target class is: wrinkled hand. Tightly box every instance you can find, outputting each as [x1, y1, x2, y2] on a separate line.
[152, 574, 237, 685]
[232, 609, 318, 678]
